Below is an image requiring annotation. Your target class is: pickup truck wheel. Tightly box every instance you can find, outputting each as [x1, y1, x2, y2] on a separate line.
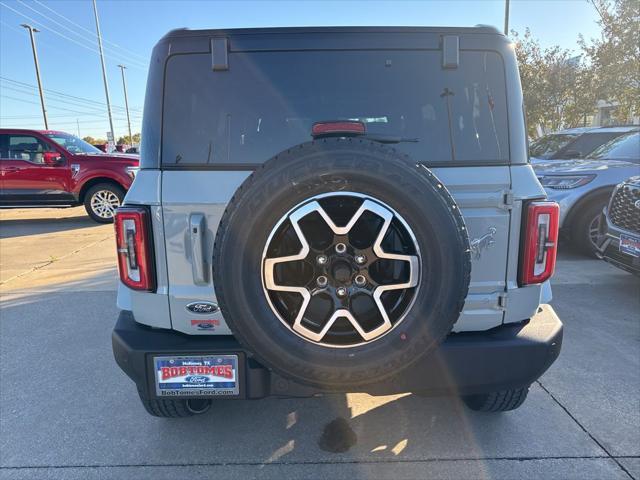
[213, 139, 471, 389]
[570, 199, 606, 257]
[137, 389, 211, 418]
[84, 183, 124, 223]
[462, 387, 529, 412]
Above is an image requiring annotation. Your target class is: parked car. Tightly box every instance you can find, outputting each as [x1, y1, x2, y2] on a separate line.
[597, 176, 640, 275]
[535, 131, 640, 255]
[0, 129, 138, 223]
[112, 26, 563, 418]
[125, 146, 140, 155]
[530, 126, 639, 162]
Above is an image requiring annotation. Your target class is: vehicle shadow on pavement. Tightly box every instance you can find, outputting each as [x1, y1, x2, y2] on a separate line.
[1, 267, 636, 479]
[0, 214, 97, 239]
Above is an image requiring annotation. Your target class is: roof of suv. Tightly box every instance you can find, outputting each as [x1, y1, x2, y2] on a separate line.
[556, 125, 640, 135]
[161, 25, 504, 40]
[0, 128, 69, 135]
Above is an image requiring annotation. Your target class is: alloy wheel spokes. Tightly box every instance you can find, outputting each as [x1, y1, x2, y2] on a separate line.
[262, 194, 420, 346]
[91, 190, 120, 218]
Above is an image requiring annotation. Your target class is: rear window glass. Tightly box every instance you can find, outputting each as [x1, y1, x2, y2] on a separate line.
[162, 50, 509, 166]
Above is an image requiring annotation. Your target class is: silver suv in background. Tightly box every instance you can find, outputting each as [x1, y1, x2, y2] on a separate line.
[597, 176, 640, 275]
[112, 26, 563, 418]
[534, 131, 640, 255]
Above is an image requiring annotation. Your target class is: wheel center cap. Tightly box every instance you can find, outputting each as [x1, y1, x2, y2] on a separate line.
[331, 260, 353, 284]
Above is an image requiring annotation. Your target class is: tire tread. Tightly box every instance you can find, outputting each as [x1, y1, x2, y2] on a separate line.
[463, 387, 529, 412]
[137, 390, 194, 418]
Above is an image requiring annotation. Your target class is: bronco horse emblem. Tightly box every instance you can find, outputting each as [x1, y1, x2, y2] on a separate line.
[470, 226, 497, 260]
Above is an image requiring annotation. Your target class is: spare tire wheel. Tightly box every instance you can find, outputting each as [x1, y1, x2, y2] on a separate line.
[213, 138, 471, 389]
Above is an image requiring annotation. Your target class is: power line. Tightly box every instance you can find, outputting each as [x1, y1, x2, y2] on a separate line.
[0, 19, 94, 59]
[0, 92, 140, 119]
[0, 2, 148, 71]
[2, 118, 139, 127]
[1, 77, 143, 113]
[1, 112, 138, 119]
[1, 84, 142, 118]
[32, 0, 148, 62]
[16, 0, 149, 68]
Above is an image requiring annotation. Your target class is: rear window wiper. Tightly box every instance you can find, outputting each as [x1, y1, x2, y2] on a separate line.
[359, 134, 419, 144]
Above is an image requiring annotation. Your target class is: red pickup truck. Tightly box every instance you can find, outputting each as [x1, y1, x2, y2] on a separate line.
[0, 129, 138, 223]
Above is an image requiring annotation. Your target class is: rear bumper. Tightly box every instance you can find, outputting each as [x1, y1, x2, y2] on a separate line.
[112, 305, 563, 399]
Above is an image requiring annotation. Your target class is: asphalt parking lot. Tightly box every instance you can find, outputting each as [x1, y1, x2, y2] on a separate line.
[1, 206, 639, 480]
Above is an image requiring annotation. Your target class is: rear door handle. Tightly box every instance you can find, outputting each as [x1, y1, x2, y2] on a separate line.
[189, 213, 208, 285]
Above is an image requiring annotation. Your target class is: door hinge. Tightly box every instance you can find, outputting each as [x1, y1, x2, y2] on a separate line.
[501, 190, 514, 209]
[497, 292, 508, 309]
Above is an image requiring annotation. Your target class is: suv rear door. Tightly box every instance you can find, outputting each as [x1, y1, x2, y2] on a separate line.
[159, 34, 515, 335]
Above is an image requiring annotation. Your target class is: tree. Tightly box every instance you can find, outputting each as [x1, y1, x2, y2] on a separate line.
[512, 29, 597, 136]
[117, 133, 141, 145]
[83, 136, 106, 144]
[580, 0, 640, 122]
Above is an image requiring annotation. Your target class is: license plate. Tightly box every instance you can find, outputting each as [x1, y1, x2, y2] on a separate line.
[620, 234, 640, 258]
[154, 355, 239, 397]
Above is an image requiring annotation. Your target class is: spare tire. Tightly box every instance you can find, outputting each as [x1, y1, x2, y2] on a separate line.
[213, 138, 470, 389]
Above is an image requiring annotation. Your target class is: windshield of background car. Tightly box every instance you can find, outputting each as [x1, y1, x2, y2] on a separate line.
[552, 132, 624, 159]
[587, 132, 640, 161]
[529, 134, 577, 159]
[45, 132, 102, 154]
[162, 50, 509, 166]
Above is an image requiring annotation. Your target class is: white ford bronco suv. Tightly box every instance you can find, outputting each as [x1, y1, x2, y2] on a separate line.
[112, 26, 563, 417]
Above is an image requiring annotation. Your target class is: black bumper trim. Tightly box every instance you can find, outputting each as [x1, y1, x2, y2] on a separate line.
[112, 305, 563, 399]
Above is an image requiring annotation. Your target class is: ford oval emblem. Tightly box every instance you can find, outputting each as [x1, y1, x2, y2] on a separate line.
[186, 302, 219, 315]
[185, 375, 209, 384]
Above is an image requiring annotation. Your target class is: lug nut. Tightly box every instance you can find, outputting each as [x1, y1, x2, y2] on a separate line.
[354, 274, 366, 287]
[336, 287, 347, 297]
[316, 276, 328, 288]
[316, 255, 328, 265]
[355, 254, 366, 265]
[335, 243, 347, 254]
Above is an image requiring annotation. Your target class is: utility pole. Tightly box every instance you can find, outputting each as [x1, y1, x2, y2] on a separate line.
[92, 0, 115, 150]
[504, 0, 510, 35]
[21, 24, 48, 129]
[76, 118, 81, 137]
[117, 65, 133, 146]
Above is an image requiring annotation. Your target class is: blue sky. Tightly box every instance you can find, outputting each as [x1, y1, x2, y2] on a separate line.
[0, 0, 601, 139]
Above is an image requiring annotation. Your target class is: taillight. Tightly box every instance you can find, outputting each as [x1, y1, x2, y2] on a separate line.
[519, 201, 559, 285]
[311, 121, 366, 137]
[114, 206, 155, 291]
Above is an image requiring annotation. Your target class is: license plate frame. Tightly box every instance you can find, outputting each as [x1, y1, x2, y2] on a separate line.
[620, 233, 640, 258]
[153, 354, 240, 398]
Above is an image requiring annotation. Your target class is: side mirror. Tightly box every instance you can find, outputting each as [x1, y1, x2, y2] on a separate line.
[43, 152, 64, 166]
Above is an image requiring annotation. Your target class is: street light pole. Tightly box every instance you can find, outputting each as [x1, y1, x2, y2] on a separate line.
[117, 64, 133, 146]
[21, 24, 48, 129]
[504, 0, 510, 35]
[92, 0, 115, 150]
